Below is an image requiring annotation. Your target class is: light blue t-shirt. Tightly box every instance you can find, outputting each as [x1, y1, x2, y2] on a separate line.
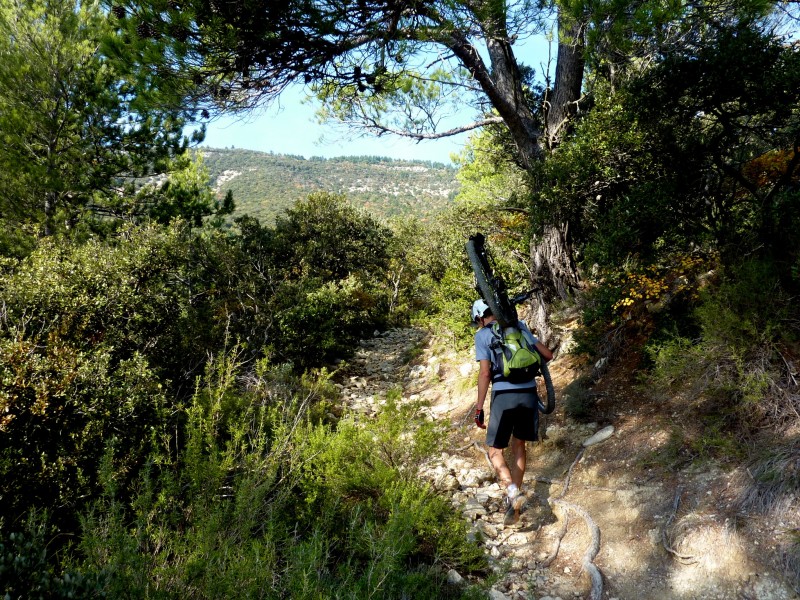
[474, 320, 539, 392]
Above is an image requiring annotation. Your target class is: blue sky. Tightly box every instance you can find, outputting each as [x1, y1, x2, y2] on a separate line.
[192, 86, 472, 164]
[196, 86, 470, 164]
[194, 34, 552, 165]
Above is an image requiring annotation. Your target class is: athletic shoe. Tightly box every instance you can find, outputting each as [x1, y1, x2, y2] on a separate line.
[503, 493, 526, 526]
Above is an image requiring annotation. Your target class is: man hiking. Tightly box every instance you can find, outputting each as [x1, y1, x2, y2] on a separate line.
[472, 299, 553, 525]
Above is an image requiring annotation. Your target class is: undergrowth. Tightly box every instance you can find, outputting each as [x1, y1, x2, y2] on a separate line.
[1, 350, 486, 599]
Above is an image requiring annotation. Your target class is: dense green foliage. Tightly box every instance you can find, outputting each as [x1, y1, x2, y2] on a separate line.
[0, 0, 221, 248]
[3, 0, 800, 594]
[2, 352, 486, 598]
[0, 206, 488, 596]
[0, 191, 399, 523]
[200, 148, 459, 224]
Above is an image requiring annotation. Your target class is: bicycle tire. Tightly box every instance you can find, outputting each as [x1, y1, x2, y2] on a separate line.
[539, 359, 556, 414]
[465, 236, 517, 328]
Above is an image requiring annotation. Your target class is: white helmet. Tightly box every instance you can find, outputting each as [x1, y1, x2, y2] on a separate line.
[471, 299, 490, 322]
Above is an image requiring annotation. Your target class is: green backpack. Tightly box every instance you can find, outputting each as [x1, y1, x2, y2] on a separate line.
[490, 322, 542, 384]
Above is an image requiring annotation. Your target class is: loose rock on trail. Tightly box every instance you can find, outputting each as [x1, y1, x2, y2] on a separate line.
[335, 327, 799, 600]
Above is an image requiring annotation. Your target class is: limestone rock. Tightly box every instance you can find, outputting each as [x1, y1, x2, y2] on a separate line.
[582, 424, 615, 447]
[446, 569, 463, 584]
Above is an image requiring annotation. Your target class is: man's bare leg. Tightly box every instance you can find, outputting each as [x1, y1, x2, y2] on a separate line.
[489, 444, 526, 525]
[488, 446, 513, 490]
[510, 437, 526, 489]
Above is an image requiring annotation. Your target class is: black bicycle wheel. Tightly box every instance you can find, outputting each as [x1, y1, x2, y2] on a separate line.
[465, 235, 517, 328]
[538, 359, 556, 414]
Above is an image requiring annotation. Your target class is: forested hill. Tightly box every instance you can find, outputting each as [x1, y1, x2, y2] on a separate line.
[198, 147, 460, 223]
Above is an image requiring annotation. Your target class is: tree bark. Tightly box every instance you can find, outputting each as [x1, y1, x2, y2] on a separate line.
[445, 29, 543, 169]
[528, 223, 581, 346]
[524, 15, 586, 342]
[545, 15, 586, 149]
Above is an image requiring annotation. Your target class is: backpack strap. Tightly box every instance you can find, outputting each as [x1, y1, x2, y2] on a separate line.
[488, 322, 506, 380]
[489, 322, 518, 382]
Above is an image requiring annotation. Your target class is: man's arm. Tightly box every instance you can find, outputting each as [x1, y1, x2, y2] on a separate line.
[519, 320, 554, 362]
[535, 342, 553, 362]
[475, 359, 492, 428]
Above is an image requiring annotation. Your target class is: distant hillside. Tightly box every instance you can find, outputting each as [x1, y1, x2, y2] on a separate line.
[197, 148, 460, 223]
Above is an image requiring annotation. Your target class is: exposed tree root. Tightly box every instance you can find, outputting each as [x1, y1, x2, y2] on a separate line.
[455, 429, 607, 599]
[468, 440, 494, 471]
[662, 486, 698, 565]
[552, 499, 603, 600]
[540, 445, 604, 599]
[559, 447, 585, 498]
[540, 505, 568, 568]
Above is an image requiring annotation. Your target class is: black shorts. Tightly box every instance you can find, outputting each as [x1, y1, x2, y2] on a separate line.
[486, 390, 539, 448]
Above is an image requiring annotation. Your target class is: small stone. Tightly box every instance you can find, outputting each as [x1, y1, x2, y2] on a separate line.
[488, 589, 509, 600]
[582, 425, 614, 447]
[476, 520, 498, 539]
[563, 566, 571, 574]
[446, 569, 463, 584]
[438, 474, 460, 491]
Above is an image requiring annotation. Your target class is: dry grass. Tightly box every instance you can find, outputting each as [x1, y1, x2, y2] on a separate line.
[778, 534, 800, 594]
[668, 514, 747, 572]
[733, 444, 800, 515]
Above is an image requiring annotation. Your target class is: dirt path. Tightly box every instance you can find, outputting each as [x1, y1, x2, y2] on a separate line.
[336, 327, 799, 600]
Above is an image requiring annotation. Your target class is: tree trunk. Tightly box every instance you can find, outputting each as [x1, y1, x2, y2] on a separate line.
[448, 6, 587, 340]
[545, 15, 586, 149]
[525, 16, 586, 345]
[527, 223, 581, 347]
[43, 193, 54, 237]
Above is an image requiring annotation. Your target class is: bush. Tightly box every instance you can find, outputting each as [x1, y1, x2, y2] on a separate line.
[0, 512, 107, 599]
[561, 376, 594, 419]
[69, 351, 485, 598]
[234, 195, 394, 366]
[643, 258, 800, 462]
[0, 336, 169, 529]
[0, 223, 229, 387]
[0, 223, 242, 526]
[575, 251, 711, 358]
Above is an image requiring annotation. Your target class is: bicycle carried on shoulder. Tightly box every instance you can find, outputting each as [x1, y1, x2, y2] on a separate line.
[465, 232, 556, 414]
[466, 232, 540, 326]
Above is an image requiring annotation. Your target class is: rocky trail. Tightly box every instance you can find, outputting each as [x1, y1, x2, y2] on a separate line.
[334, 327, 799, 600]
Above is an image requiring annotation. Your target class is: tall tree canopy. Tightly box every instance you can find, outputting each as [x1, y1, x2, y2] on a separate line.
[112, 0, 799, 335]
[112, 0, 587, 168]
[0, 0, 205, 241]
[114, 0, 789, 162]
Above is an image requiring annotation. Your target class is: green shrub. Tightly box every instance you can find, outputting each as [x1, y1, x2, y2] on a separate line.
[575, 252, 708, 358]
[694, 259, 795, 351]
[562, 376, 593, 419]
[0, 336, 169, 529]
[69, 352, 484, 598]
[643, 258, 800, 460]
[0, 512, 107, 599]
[0, 223, 235, 388]
[271, 274, 390, 366]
